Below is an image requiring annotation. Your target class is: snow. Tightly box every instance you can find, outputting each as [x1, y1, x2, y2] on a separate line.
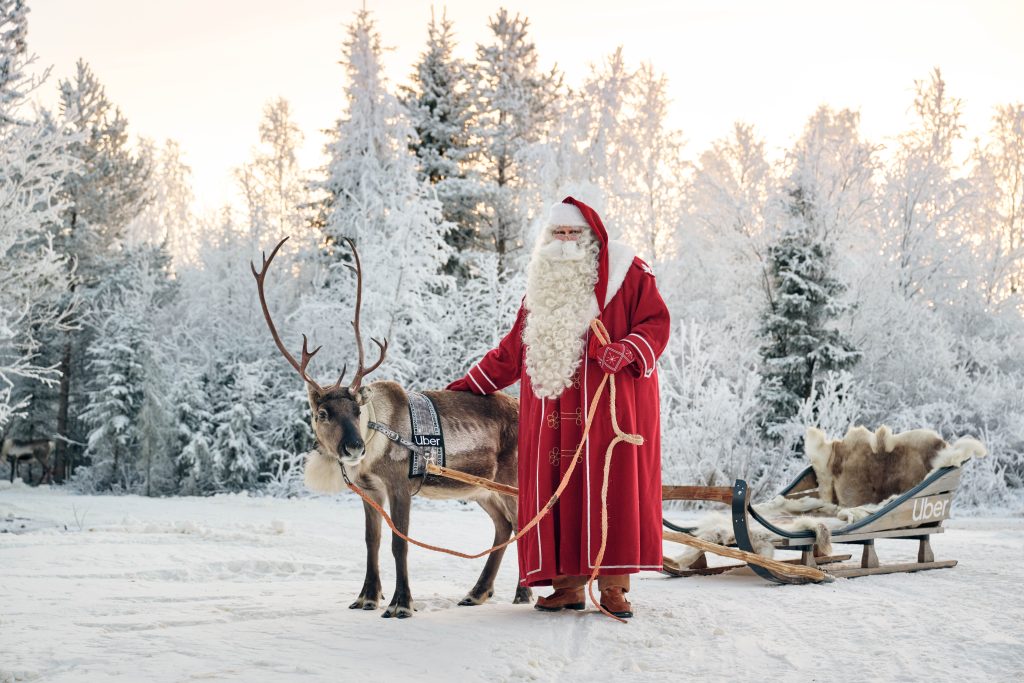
[2, 483, 1022, 682]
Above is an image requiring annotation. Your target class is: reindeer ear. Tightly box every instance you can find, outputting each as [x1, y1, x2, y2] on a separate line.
[356, 386, 373, 406]
[307, 385, 322, 405]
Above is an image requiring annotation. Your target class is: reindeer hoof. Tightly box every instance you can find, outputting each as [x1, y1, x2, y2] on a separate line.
[349, 594, 382, 610]
[458, 588, 494, 607]
[513, 587, 533, 604]
[382, 604, 414, 619]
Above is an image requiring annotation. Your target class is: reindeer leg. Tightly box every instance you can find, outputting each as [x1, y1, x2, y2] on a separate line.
[382, 487, 414, 619]
[459, 496, 511, 606]
[349, 488, 386, 610]
[505, 496, 533, 605]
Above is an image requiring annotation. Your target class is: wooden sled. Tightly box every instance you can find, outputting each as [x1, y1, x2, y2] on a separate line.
[662, 463, 968, 584]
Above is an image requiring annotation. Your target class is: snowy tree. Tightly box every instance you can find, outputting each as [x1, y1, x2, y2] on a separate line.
[756, 107, 871, 438]
[311, 8, 453, 385]
[522, 50, 684, 264]
[612, 62, 686, 263]
[76, 246, 174, 492]
[971, 102, 1024, 312]
[879, 68, 975, 306]
[125, 138, 198, 269]
[469, 8, 562, 271]
[0, 0, 77, 432]
[757, 199, 861, 440]
[236, 97, 311, 246]
[48, 59, 152, 475]
[670, 122, 776, 322]
[400, 7, 480, 274]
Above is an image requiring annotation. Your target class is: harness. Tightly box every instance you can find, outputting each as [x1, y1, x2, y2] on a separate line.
[361, 390, 445, 482]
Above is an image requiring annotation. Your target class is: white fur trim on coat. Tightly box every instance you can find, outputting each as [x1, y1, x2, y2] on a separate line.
[586, 239, 636, 317]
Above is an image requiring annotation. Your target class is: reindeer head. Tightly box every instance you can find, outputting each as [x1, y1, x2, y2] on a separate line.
[307, 384, 373, 466]
[252, 236, 388, 469]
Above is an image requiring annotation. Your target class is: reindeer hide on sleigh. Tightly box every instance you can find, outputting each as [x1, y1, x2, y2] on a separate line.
[662, 424, 987, 582]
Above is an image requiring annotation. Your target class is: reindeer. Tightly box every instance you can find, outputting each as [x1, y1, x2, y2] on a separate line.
[2, 438, 55, 484]
[252, 237, 531, 618]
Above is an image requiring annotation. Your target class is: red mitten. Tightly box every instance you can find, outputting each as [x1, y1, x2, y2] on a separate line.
[595, 342, 635, 374]
[445, 377, 473, 392]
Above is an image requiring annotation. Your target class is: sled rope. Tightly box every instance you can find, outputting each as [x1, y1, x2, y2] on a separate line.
[584, 319, 644, 623]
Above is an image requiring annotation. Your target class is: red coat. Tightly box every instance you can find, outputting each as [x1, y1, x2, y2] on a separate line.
[451, 242, 671, 586]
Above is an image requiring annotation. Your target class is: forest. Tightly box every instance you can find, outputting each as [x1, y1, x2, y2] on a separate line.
[1, 2, 1021, 508]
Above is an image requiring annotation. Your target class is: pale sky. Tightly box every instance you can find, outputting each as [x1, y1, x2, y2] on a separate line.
[24, 0, 1024, 213]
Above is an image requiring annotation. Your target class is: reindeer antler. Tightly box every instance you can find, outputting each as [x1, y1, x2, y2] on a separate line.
[251, 237, 347, 392]
[251, 235, 385, 396]
[343, 236, 388, 393]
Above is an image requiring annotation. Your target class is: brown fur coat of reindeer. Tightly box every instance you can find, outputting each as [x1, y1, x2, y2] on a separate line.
[252, 237, 531, 618]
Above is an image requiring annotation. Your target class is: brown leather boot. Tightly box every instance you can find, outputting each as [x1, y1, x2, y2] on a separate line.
[598, 574, 633, 618]
[534, 575, 586, 612]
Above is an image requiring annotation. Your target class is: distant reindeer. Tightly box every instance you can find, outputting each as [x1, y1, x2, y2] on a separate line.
[252, 237, 531, 618]
[2, 438, 55, 484]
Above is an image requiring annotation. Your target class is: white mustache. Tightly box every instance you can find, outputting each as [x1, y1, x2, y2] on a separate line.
[540, 238, 587, 261]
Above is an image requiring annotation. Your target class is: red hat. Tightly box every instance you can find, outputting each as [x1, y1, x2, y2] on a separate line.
[560, 196, 610, 310]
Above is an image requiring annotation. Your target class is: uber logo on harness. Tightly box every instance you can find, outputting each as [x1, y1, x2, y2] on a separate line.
[415, 435, 441, 447]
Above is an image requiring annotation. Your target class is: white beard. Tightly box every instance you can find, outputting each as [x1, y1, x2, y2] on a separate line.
[523, 231, 600, 399]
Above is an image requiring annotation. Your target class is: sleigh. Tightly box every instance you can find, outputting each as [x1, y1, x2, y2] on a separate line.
[661, 461, 970, 584]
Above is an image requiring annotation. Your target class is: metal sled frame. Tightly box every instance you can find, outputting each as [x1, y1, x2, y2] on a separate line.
[662, 463, 966, 584]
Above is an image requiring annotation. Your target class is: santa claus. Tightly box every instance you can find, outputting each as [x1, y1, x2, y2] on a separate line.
[446, 196, 670, 619]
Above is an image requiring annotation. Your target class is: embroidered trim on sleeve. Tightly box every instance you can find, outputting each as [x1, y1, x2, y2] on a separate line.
[626, 332, 657, 378]
[621, 338, 649, 377]
[473, 365, 497, 390]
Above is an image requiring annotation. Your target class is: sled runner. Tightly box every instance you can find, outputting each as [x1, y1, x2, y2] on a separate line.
[662, 462, 970, 584]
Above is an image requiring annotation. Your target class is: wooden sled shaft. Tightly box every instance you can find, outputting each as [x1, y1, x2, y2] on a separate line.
[662, 529, 828, 583]
[424, 462, 519, 497]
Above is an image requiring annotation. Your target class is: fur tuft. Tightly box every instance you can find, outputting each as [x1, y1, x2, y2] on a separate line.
[931, 437, 987, 470]
[875, 424, 894, 452]
[304, 450, 345, 494]
[804, 427, 835, 503]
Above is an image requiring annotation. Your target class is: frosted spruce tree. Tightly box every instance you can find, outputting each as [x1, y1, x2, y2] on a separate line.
[77, 246, 174, 492]
[757, 184, 861, 440]
[312, 8, 453, 386]
[400, 8, 480, 275]
[50, 59, 152, 476]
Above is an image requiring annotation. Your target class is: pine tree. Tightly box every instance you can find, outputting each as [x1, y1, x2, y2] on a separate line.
[400, 8, 479, 276]
[76, 246, 174, 492]
[757, 185, 860, 438]
[470, 8, 561, 271]
[311, 8, 453, 384]
[49, 59, 153, 476]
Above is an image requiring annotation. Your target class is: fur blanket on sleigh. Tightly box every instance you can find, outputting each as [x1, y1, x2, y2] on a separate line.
[666, 425, 987, 569]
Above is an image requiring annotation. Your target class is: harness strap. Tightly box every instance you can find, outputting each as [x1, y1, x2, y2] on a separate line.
[367, 420, 426, 456]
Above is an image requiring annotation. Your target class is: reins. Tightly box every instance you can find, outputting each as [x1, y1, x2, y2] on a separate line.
[338, 318, 641, 622]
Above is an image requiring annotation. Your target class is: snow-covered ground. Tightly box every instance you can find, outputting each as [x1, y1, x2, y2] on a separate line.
[2, 481, 1022, 683]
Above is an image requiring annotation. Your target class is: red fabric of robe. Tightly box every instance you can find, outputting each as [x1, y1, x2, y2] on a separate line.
[452, 243, 671, 586]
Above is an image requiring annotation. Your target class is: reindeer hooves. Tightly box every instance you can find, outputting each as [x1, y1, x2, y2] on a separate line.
[458, 588, 494, 607]
[349, 593, 384, 610]
[382, 603, 415, 619]
[513, 587, 533, 604]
